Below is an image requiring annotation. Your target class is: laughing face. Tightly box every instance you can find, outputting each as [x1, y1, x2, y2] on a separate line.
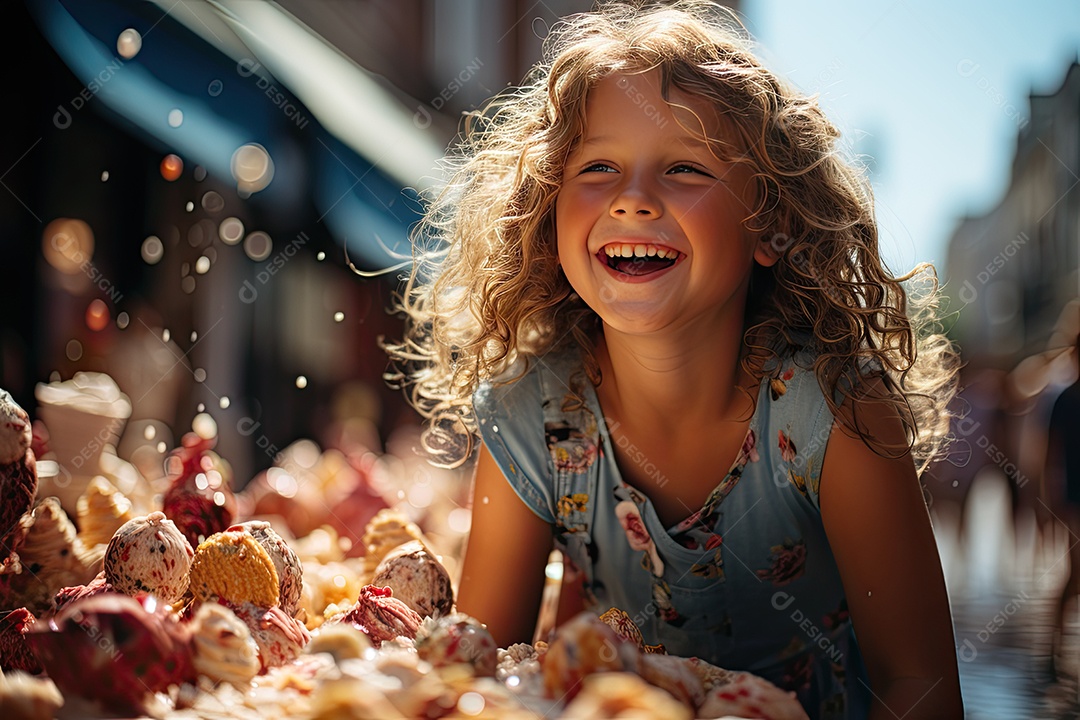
[555, 70, 775, 336]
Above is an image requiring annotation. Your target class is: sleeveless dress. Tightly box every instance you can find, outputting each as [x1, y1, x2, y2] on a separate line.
[472, 346, 872, 719]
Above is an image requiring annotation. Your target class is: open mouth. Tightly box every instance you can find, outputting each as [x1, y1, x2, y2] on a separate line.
[598, 243, 681, 276]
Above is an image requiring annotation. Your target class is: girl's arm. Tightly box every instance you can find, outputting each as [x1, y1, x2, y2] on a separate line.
[455, 442, 554, 647]
[820, 392, 965, 720]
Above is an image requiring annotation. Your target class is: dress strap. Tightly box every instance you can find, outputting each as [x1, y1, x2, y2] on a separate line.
[535, 353, 601, 586]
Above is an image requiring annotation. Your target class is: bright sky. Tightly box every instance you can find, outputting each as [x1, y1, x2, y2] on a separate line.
[741, 0, 1080, 282]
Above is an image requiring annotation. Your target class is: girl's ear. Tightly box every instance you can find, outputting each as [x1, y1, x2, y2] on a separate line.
[753, 233, 783, 268]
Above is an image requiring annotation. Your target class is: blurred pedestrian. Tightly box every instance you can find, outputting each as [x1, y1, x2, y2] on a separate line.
[1047, 332, 1080, 679]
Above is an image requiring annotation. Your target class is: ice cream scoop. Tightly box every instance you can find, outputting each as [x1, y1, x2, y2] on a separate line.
[161, 433, 236, 548]
[305, 622, 372, 662]
[0, 607, 42, 674]
[0, 389, 38, 573]
[26, 592, 196, 717]
[541, 611, 638, 702]
[414, 612, 498, 677]
[0, 667, 63, 720]
[104, 511, 194, 603]
[598, 607, 645, 651]
[76, 475, 134, 549]
[361, 508, 433, 568]
[229, 601, 311, 670]
[0, 497, 96, 615]
[635, 653, 707, 709]
[333, 584, 422, 647]
[370, 540, 453, 619]
[697, 671, 810, 720]
[189, 602, 261, 684]
[187, 529, 280, 609]
[229, 520, 303, 617]
[52, 570, 112, 614]
[561, 672, 693, 720]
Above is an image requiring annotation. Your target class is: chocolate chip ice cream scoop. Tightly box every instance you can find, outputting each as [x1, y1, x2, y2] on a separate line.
[370, 540, 453, 619]
[104, 511, 194, 603]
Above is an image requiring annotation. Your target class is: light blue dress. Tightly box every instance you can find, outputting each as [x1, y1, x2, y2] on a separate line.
[473, 345, 872, 719]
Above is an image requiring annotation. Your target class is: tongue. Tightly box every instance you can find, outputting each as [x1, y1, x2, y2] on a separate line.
[612, 257, 674, 276]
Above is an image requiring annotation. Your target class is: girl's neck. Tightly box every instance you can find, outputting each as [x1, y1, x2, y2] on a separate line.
[594, 315, 756, 429]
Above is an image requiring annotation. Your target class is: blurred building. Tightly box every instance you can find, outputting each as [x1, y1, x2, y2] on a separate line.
[939, 60, 1080, 513]
[947, 61, 1080, 367]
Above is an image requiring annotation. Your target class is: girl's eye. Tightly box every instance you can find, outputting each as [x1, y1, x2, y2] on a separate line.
[581, 163, 615, 173]
[669, 164, 712, 177]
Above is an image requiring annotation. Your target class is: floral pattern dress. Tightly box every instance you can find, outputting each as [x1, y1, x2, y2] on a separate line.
[473, 348, 872, 720]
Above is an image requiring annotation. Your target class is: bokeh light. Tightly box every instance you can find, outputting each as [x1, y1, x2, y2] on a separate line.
[201, 191, 225, 213]
[243, 231, 273, 261]
[116, 28, 142, 59]
[219, 217, 244, 245]
[230, 143, 274, 194]
[192, 413, 217, 440]
[141, 235, 164, 264]
[160, 154, 183, 181]
[85, 299, 109, 331]
[42, 218, 94, 275]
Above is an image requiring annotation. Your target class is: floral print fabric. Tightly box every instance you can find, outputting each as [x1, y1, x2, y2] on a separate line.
[473, 349, 872, 719]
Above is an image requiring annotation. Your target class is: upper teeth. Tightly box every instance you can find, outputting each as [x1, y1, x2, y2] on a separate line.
[603, 244, 677, 259]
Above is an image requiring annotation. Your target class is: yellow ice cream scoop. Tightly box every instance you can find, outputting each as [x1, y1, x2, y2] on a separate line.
[188, 529, 279, 609]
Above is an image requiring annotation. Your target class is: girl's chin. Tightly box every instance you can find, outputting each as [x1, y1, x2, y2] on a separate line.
[590, 304, 680, 336]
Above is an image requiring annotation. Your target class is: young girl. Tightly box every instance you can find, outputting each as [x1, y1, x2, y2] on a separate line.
[386, 2, 964, 717]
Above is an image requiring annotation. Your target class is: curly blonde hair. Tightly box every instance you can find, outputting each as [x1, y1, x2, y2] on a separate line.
[384, 0, 959, 472]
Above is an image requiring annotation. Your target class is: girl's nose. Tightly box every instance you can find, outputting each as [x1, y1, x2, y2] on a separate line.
[610, 181, 661, 218]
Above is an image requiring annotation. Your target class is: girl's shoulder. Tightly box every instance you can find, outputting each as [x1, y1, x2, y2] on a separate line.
[760, 351, 832, 427]
[471, 347, 589, 525]
[473, 346, 588, 436]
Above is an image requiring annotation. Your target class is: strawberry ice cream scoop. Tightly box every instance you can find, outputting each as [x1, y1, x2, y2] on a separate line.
[414, 612, 498, 677]
[370, 540, 453, 620]
[334, 584, 422, 647]
[161, 433, 236, 548]
[104, 511, 194, 603]
[229, 520, 303, 617]
[0, 389, 38, 571]
[229, 601, 310, 670]
[0, 607, 42, 674]
[697, 671, 810, 720]
[26, 593, 196, 717]
[52, 570, 112, 614]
